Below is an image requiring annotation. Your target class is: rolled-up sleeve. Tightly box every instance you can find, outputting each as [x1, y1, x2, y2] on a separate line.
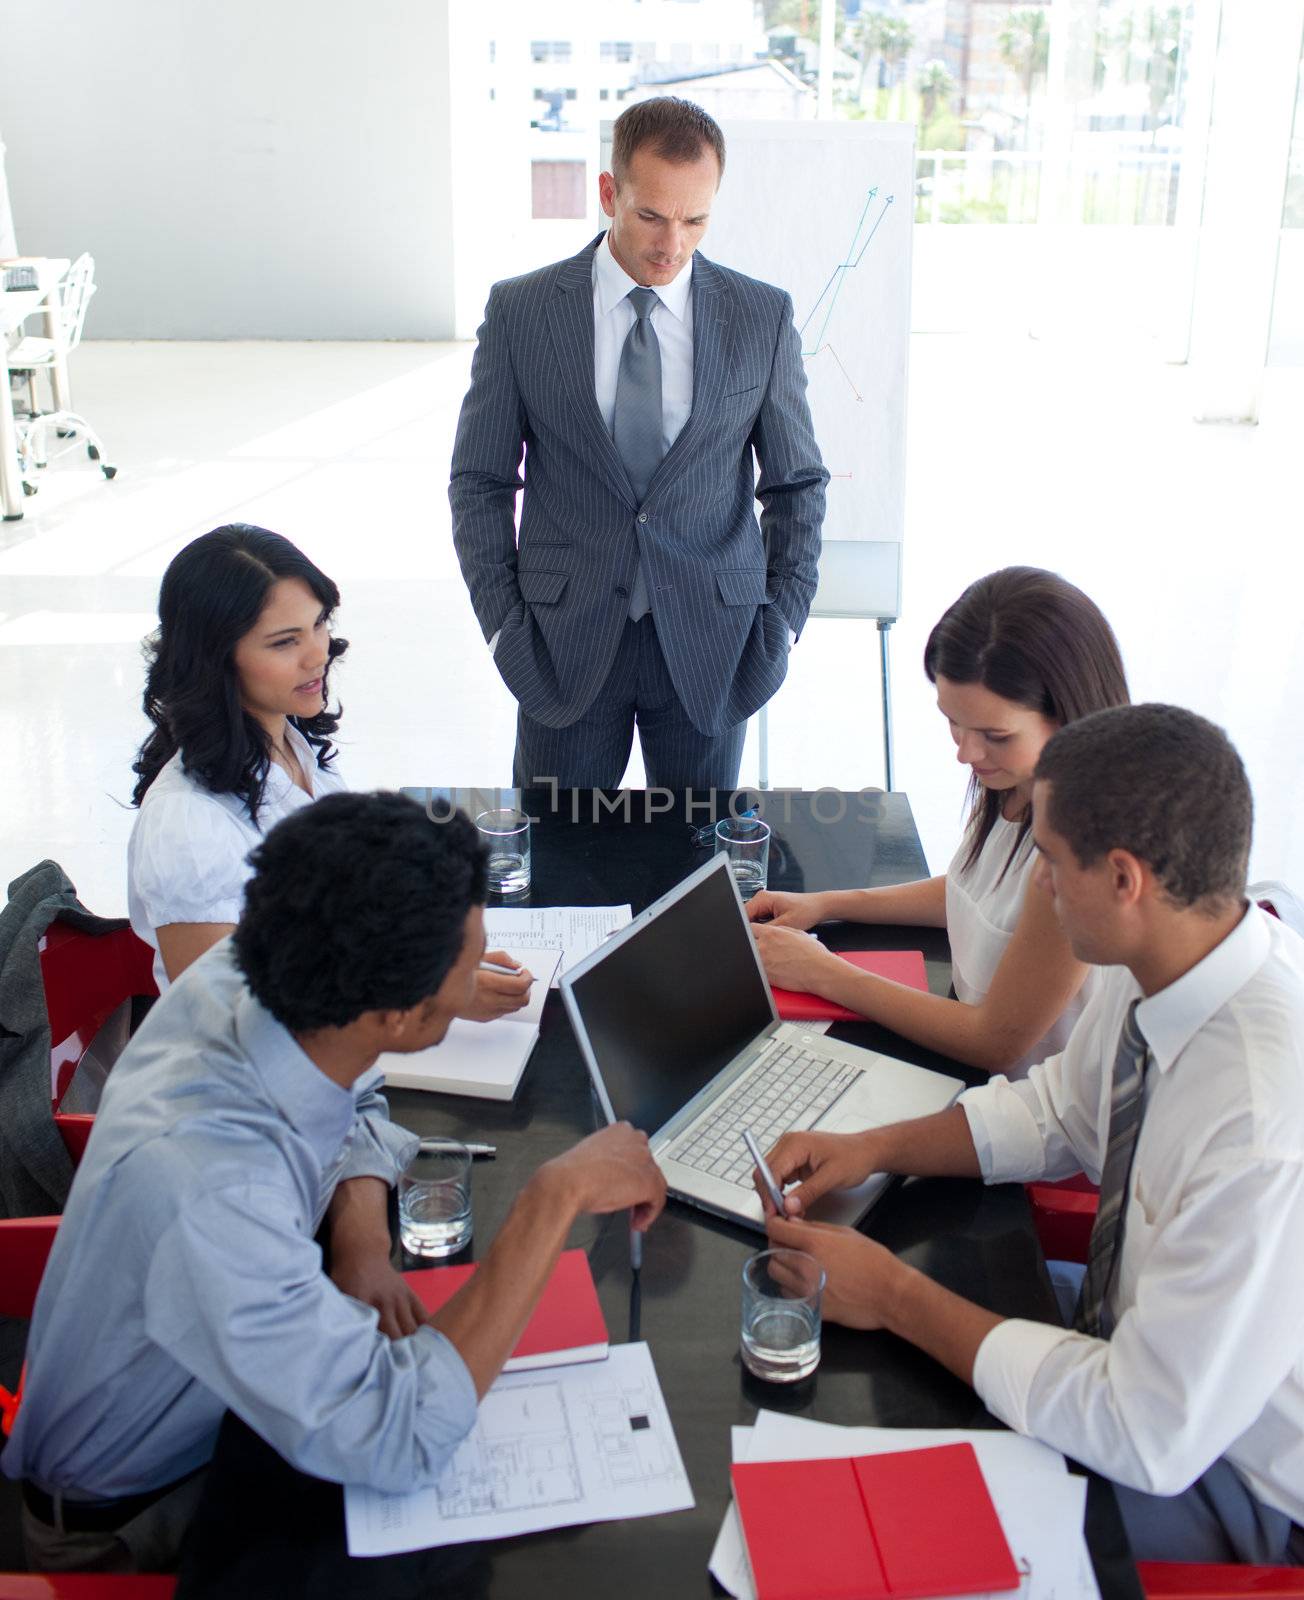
[145, 1184, 477, 1492]
[339, 1068, 419, 1186]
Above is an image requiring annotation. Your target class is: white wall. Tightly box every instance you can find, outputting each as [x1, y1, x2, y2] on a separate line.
[0, 0, 458, 338]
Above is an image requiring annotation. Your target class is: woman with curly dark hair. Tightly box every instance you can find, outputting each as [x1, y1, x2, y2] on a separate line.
[127, 524, 532, 1020]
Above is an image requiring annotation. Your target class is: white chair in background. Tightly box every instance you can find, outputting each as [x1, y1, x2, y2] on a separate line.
[7, 252, 116, 491]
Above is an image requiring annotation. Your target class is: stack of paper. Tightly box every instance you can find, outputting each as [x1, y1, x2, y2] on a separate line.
[710, 1411, 1100, 1600]
[483, 904, 632, 987]
[344, 1341, 694, 1555]
[377, 945, 561, 1099]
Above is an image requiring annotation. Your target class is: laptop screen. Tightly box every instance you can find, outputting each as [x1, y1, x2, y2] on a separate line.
[565, 858, 776, 1135]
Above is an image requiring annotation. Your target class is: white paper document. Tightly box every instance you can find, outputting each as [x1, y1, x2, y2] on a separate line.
[345, 1341, 694, 1556]
[709, 1411, 1098, 1600]
[377, 946, 561, 1099]
[483, 905, 632, 987]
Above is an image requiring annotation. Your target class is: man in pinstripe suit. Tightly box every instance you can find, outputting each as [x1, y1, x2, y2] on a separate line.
[450, 98, 828, 790]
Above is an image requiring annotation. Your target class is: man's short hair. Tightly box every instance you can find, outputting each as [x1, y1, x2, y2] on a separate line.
[1035, 704, 1252, 911]
[233, 792, 488, 1032]
[611, 97, 726, 184]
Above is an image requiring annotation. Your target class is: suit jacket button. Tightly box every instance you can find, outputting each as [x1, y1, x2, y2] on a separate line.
[637, 512, 648, 523]
[615, 586, 629, 599]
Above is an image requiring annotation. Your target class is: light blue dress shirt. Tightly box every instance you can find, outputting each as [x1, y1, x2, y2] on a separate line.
[1, 941, 478, 1499]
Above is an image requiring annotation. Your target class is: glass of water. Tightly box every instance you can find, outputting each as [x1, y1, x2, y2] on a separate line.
[475, 808, 531, 896]
[399, 1138, 472, 1258]
[715, 814, 771, 899]
[740, 1248, 825, 1383]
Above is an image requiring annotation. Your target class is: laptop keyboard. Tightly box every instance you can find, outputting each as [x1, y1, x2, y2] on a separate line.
[666, 1041, 862, 1189]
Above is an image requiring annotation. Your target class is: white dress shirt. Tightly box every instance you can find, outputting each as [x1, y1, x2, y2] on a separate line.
[127, 724, 347, 992]
[946, 815, 1101, 1077]
[962, 905, 1304, 1519]
[592, 228, 694, 452]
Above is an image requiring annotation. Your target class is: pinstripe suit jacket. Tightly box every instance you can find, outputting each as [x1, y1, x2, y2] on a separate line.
[449, 234, 828, 736]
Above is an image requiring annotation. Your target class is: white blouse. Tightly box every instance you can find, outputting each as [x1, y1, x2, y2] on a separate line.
[128, 724, 347, 992]
[944, 811, 1100, 1078]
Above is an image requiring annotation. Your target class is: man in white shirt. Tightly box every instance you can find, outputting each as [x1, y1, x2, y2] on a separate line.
[760, 704, 1304, 1564]
[450, 97, 826, 790]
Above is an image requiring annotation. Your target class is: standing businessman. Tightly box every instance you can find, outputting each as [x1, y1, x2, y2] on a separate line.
[450, 98, 827, 790]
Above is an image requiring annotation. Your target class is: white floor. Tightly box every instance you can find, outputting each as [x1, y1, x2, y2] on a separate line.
[2, 335, 1301, 919]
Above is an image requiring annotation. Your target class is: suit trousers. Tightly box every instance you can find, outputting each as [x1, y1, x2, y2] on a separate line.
[1111, 1458, 1303, 1565]
[512, 616, 747, 791]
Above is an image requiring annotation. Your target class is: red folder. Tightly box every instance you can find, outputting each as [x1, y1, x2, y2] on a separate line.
[771, 950, 929, 1023]
[731, 1443, 1020, 1600]
[404, 1247, 608, 1372]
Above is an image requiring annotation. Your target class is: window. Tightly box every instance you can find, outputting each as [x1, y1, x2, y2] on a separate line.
[531, 41, 572, 64]
[601, 41, 634, 63]
[532, 160, 587, 220]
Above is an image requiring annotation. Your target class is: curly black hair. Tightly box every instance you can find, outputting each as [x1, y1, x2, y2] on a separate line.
[232, 792, 489, 1032]
[131, 524, 348, 821]
[1036, 704, 1252, 912]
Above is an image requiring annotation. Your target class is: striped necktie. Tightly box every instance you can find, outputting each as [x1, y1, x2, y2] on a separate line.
[1072, 999, 1150, 1339]
[611, 286, 662, 621]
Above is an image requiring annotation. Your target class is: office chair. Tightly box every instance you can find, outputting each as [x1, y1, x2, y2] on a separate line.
[6, 253, 116, 492]
[39, 922, 157, 1165]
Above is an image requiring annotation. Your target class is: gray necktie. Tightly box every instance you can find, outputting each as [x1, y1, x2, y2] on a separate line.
[1072, 999, 1150, 1338]
[611, 286, 663, 621]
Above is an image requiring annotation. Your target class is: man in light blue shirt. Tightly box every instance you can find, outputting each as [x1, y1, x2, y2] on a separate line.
[2, 793, 665, 1572]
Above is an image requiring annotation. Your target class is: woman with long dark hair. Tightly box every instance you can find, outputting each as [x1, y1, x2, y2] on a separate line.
[128, 524, 532, 1019]
[747, 567, 1129, 1076]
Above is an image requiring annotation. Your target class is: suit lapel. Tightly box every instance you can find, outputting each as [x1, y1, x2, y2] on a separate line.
[646, 252, 732, 498]
[545, 237, 637, 508]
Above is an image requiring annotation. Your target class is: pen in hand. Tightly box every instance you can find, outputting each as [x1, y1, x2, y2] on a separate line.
[742, 1128, 789, 1218]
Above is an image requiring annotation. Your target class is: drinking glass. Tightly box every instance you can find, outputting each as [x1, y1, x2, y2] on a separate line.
[740, 1248, 824, 1383]
[715, 814, 771, 898]
[399, 1138, 472, 1258]
[475, 808, 531, 895]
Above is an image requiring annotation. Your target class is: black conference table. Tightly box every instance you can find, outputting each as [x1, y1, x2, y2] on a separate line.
[176, 788, 1141, 1600]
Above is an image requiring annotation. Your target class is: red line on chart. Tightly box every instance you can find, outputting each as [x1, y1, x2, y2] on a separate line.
[803, 343, 865, 401]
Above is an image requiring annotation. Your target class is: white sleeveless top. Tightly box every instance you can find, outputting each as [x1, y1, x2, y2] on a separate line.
[944, 811, 1099, 1078]
[128, 724, 347, 993]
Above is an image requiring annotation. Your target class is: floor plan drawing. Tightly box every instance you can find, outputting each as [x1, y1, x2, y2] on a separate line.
[345, 1342, 695, 1555]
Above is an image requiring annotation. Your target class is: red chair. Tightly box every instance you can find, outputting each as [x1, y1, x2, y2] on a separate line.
[0, 1579, 177, 1597]
[0, 1217, 59, 1323]
[38, 923, 157, 1165]
[1138, 1562, 1304, 1598]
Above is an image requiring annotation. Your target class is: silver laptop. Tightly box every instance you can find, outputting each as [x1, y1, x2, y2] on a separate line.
[560, 853, 964, 1233]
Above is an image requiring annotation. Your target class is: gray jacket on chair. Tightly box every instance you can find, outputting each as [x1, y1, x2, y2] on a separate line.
[449, 235, 828, 737]
[0, 862, 122, 1218]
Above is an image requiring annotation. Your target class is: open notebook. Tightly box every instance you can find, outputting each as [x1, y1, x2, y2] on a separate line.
[377, 945, 561, 1099]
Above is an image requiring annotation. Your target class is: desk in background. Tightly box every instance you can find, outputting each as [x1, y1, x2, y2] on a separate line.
[176, 790, 1141, 1600]
[1, 256, 71, 521]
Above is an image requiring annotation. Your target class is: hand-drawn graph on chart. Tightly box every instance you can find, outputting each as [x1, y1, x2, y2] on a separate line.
[799, 186, 896, 487]
[434, 1363, 682, 1520]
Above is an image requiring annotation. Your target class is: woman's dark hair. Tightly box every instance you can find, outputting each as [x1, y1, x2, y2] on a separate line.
[234, 793, 489, 1032]
[131, 524, 348, 819]
[923, 567, 1129, 875]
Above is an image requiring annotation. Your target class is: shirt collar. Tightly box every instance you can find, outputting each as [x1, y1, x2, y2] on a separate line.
[593, 230, 693, 324]
[1135, 902, 1270, 1073]
[234, 984, 357, 1166]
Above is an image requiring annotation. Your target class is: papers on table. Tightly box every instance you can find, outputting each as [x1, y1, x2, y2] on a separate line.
[710, 1411, 1099, 1600]
[377, 946, 561, 1099]
[345, 1341, 693, 1556]
[484, 905, 632, 988]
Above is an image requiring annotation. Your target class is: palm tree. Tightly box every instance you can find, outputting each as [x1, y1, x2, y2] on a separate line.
[998, 7, 1050, 147]
[917, 58, 956, 135]
[859, 14, 916, 114]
